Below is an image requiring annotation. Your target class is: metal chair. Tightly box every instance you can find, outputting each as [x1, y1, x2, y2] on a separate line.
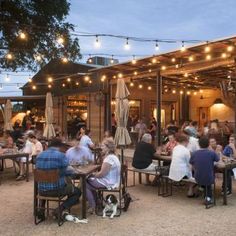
[33, 169, 67, 226]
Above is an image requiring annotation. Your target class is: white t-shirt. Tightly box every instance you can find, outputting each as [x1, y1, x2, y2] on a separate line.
[169, 144, 192, 181]
[66, 146, 93, 165]
[79, 135, 94, 158]
[187, 136, 200, 153]
[32, 141, 43, 156]
[97, 154, 121, 188]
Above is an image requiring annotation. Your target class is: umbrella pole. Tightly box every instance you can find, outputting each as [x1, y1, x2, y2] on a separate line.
[121, 146, 124, 164]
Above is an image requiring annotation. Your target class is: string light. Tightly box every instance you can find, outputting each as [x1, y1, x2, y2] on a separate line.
[187, 91, 191, 95]
[161, 65, 166, 70]
[181, 41, 186, 52]
[138, 84, 143, 89]
[35, 54, 42, 62]
[101, 75, 106, 82]
[189, 56, 194, 62]
[48, 77, 53, 83]
[152, 58, 157, 64]
[84, 76, 90, 81]
[124, 38, 130, 50]
[32, 85, 36, 90]
[227, 45, 234, 52]
[57, 36, 64, 45]
[204, 45, 211, 53]
[175, 64, 179, 68]
[62, 83, 66, 87]
[28, 77, 32, 83]
[164, 88, 168, 93]
[62, 57, 68, 63]
[193, 91, 197, 96]
[180, 90, 184, 95]
[184, 73, 188, 77]
[118, 73, 123, 78]
[130, 82, 134, 87]
[172, 89, 176, 94]
[67, 77, 71, 82]
[94, 35, 101, 48]
[148, 69, 152, 73]
[155, 41, 159, 51]
[199, 89, 203, 93]
[88, 55, 92, 63]
[194, 76, 198, 80]
[221, 53, 227, 58]
[171, 58, 176, 63]
[206, 54, 211, 60]
[19, 31, 26, 40]
[89, 80, 92, 84]
[110, 55, 114, 64]
[134, 71, 138, 75]
[132, 55, 136, 64]
[5, 74, 10, 82]
[148, 86, 152, 90]
[6, 53, 13, 60]
[48, 84, 52, 88]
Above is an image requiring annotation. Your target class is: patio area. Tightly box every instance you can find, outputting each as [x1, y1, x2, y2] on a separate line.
[1, 159, 236, 236]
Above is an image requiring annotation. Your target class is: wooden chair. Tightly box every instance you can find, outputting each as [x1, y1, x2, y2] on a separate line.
[95, 164, 128, 217]
[33, 169, 67, 226]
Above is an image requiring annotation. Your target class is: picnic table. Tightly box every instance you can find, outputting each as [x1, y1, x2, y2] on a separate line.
[0, 151, 30, 182]
[153, 154, 236, 205]
[72, 164, 100, 219]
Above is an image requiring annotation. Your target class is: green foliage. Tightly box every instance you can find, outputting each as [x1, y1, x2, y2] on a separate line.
[0, 0, 81, 71]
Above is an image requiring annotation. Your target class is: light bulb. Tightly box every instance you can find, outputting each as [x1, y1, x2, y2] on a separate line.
[204, 45, 211, 53]
[76, 82, 79, 86]
[181, 41, 186, 52]
[134, 71, 138, 75]
[57, 36, 64, 45]
[227, 45, 234, 52]
[149, 69, 152, 73]
[62, 83, 66, 87]
[32, 85, 36, 90]
[193, 91, 197, 96]
[110, 55, 114, 64]
[84, 76, 90, 81]
[48, 77, 53, 83]
[48, 84, 52, 88]
[187, 91, 191, 95]
[132, 56, 136, 64]
[130, 82, 134, 87]
[6, 53, 13, 60]
[94, 35, 101, 48]
[189, 56, 194, 62]
[5, 75, 10, 82]
[101, 75, 106, 82]
[206, 54, 211, 60]
[221, 53, 227, 58]
[138, 84, 143, 89]
[19, 31, 26, 40]
[124, 38, 130, 50]
[180, 90, 183, 95]
[155, 41, 159, 51]
[184, 73, 188, 77]
[152, 58, 157, 64]
[67, 77, 71, 82]
[175, 64, 179, 68]
[118, 73, 123, 78]
[171, 58, 176, 63]
[161, 65, 166, 70]
[172, 89, 176, 94]
[62, 57, 68, 63]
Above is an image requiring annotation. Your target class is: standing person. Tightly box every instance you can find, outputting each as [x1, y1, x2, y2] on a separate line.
[148, 120, 156, 142]
[183, 130, 200, 153]
[184, 121, 198, 138]
[79, 127, 95, 160]
[135, 119, 147, 142]
[190, 136, 219, 205]
[111, 113, 117, 137]
[222, 134, 236, 195]
[86, 138, 121, 214]
[169, 134, 195, 197]
[36, 138, 81, 220]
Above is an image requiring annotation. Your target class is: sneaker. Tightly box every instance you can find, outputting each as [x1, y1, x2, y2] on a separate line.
[16, 175, 25, 181]
[205, 197, 213, 206]
[221, 190, 232, 196]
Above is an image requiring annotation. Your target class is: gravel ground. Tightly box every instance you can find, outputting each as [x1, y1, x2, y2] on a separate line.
[1, 162, 236, 236]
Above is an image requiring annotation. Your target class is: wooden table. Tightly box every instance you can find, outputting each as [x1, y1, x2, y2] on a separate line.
[0, 152, 30, 182]
[215, 161, 236, 205]
[72, 164, 100, 219]
[154, 154, 236, 205]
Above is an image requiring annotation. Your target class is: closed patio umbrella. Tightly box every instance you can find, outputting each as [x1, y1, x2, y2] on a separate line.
[4, 99, 13, 131]
[114, 78, 131, 147]
[43, 92, 56, 139]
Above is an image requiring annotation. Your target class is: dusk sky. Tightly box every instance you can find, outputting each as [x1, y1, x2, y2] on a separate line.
[1, 0, 236, 96]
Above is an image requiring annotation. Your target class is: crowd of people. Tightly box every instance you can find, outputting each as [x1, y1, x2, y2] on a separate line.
[132, 119, 236, 206]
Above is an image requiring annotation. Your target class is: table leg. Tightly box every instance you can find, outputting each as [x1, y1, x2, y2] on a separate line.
[26, 155, 29, 182]
[0, 159, 4, 171]
[81, 176, 87, 219]
[223, 168, 227, 205]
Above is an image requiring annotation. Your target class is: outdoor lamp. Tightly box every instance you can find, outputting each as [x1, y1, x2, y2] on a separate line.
[214, 98, 223, 105]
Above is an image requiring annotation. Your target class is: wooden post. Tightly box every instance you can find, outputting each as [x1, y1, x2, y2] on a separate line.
[156, 70, 162, 146]
[104, 80, 111, 132]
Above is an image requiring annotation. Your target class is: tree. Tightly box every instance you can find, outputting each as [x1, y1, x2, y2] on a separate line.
[0, 0, 81, 71]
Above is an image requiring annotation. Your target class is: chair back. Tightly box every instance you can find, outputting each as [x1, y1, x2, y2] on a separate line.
[34, 169, 60, 184]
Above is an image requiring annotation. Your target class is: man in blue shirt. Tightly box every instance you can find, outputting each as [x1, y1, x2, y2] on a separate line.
[222, 134, 236, 195]
[190, 136, 219, 206]
[36, 138, 81, 219]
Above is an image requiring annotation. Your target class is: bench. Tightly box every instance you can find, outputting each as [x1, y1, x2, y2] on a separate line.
[127, 167, 160, 186]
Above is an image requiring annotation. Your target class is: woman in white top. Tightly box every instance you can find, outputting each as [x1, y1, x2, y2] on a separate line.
[86, 138, 121, 213]
[169, 134, 195, 197]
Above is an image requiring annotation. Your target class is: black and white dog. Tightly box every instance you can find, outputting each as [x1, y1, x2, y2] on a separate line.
[103, 194, 118, 219]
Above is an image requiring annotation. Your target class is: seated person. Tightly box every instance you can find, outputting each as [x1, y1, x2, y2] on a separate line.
[102, 130, 113, 144]
[36, 138, 81, 220]
[86, 138, 120, 214]
[183, 129, 200, 153]
[28, 133, 43, 157]
[169, 134, 195, 197]
[222, 134, 236, 195]
[190, 136, 219, 205]
[66, 141, 93, 165]
[16, 131, 33, 181]
[163, 132, 177, 155]
[132, 133, 160, 171]
[208, 136, 222, 157]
